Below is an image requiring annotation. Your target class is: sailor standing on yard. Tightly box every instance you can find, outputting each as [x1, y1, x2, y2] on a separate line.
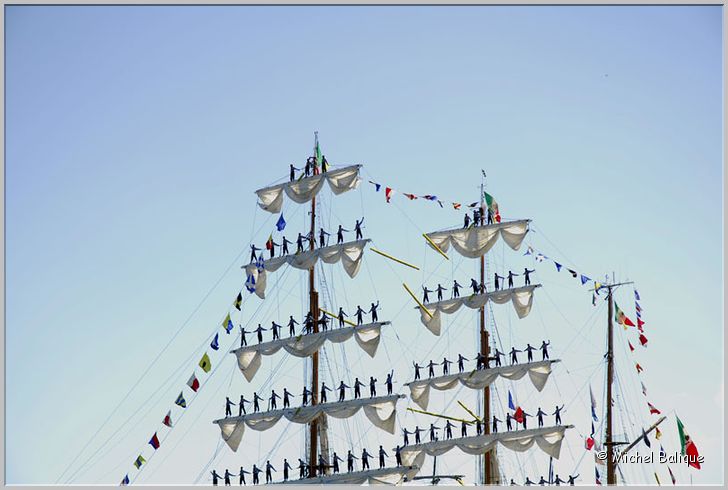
[337, 306, 348, 328]
[332, 452, 344, 474]
[452, 279, 462, 298]
[211, 470, 221, 486]
[524, 268, 535, 286]
[280, 235, 292, 256]
[271, 321, 282, 340]
[289, 164, 299, 182]
[239, 327, 249, 347]
[361, 448, 373, 470]
[461, 420, 468, 437]
[265, 461, 276, 484]
[254, 324, 266, 343]
[394, 445, 403, 467]
[253, 392, 263, 412]
[354, 218, 365, 240]
[338, 381, 350, 402]
[525, 343, 536, 362]
[508, 270, 519, 289]
[457, 354, 469, 373]
[553, 404, 565, 425]
[282, 459, 292, 481]
[536, 407, 547, 427]
[429, 423, 440, 441]
[355, 305, 366, 325]
[269, 390, 281, 410]
[493, 348, 505, 367]
[445, 420, 455, 439]
[347, 450, 358, 472]
[320, 382, 332, 403]
[238, 466, 250, 485]
[251, 465, 261, 485]
[296, 233, 305, 253]
[301, 386, 311, 406]
[250, 244, 261, 262]
[436, 283, 448, 302]
[268, 238, 280, 258]
[427, 359, 436, 378]
[238, 395, 249, 416]
[441, 357, 453, 375]
[283, 388, 293, 408]
[413, 362, 422, 380]
[385, 371, 394, 395]
[287, 316, 298, 337]
[402, 428, 412, 445]
[464, 213, 471, 228]
[378, 445, 388, 468]
[224, 469, 233, 486]
[422, 286, 433, 303]
[492, 415, 501, 433]
[225, 397, 234, 417]
[369, 376, 378, 397]
[541, 340, 551, 360]
[354, 377, 365, 399]
[510, 347, 522, 365]
[414, 425, 423, 444]
[369, 301, 380, 322]
[336, 224, 349, 244]
[319, 227, 330, 248]
[506, 412, 513, 431]
[494, 272, 504, 291]
[470, 278, 480, 295]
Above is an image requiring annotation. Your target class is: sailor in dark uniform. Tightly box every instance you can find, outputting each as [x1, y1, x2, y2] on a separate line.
[254, 324, 266, 343]
[331, 452, 343, 473]
[336, 224, 349, 244]
[283, 388, 294, 408]
[464, 213, 471, 228]
[238, 395, 249, 416]
[524, 268, 535, 286]
[394, 445, 403, 467]
[337, 307, 348, 328]
[413, 362, 422, 380]
[536, 407, 547, 427]
[361, 448, 372, 470]
[319, 227, 330, 248]
[541, 340, 551, 360]
[378, 445, 388, 468]
[354, 218, 364, 240]
[265, 461, 276, 484]
[281, 236, 292, 255]
[355, 305, 365, 325]
[385, 372, 394, 395]
[347, 450, 357, 472]
[271, 321, 282, 340]
[441, 357, 453, 375]
[282, 459, 292, 481]
[525, 343, 536, 362]
[251, 465, 261, 485]
[493, 348, 505, 367]
[224, 469, 233, 486]
[402, 428, 412, 446]
[269, 390, 280, 410]
[492, 415, 501, 433]
[414, 425, 423, 444]
[369, 376, 377, 397]
[338, 381, 350, 402]
[288, 316, 298, 337]
[422, 286, 433, 303]
[302, 387, 311, 406]
[250, 244, 261, 262]
[494, 272, 504, 291]
[252, 392, 263, 412]
[354, 377, 364, 399]
[553, 404, 565, 425]
[320, 382, 332, 403]
[211, 469, 221, 486]
[369, 301, 380, 322]
[470, 278, 480, 295]
[427, 360, 436, 378]
[510, 346, 522, 365]
[452, 280, 462, 298]
[436, 284, 448, 302]
[225, 397, 234, 417]
[507, 270, 519, 289]
[239, 327, 249, 347]
[457, 354, 469, 373]
[238, 466, 250, 485]
[444, 420, 455, 439]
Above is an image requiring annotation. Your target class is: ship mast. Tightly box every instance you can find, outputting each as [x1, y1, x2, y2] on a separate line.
[308, 132, 322, 476]
[479, 177, 493, 485]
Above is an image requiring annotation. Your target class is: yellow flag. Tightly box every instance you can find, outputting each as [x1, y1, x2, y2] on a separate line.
[199, 352, 211, 373]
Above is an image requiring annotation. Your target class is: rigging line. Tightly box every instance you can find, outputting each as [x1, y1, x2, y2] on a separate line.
[60, 244, 252, 484]
[193, 438, 224, 484]
[529, 224, 585, 274]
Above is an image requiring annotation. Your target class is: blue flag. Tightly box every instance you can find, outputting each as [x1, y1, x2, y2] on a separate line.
[369, 181, 381, 192]
[211, 333, 219, 351]
[580, 275, 591, 285]
[634, 289, 640, 301]
[121, 475, 130, 486]
[508, 390, 516, 411]
[642, 428, 651, 447]
[175, 391, 187, 408]
[276, 214, 286, 231]
[554, 262, 562, 271]
[245, 273, 256, 293]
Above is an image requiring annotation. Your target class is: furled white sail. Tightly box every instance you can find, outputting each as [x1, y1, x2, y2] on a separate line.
[255, 165, 362, 213]
[233, 322, 390, 382]
[406, 360, 558, 410]
[401, 426, 572, 468]
[274, 466, 421, 485]
[244, 239, 370, 299]
[417, 285, 539, 336]
[424, 220, 530, 258]
[214, 395, 404, 451]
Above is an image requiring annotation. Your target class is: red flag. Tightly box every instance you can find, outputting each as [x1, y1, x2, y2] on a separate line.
[453, 203, 461, 210]
[265, 234, 273, 251]
[685, 438, 701, 469]
[187, 373, 200, 392]
[385, 187, 393, 203]
[585, 436, 595, 450]
[403, 193, 417, 200]
[639, 334, 648, 347]
[163, 410, 173, 427]
[648, 402, 661, 415]
[638, 318, 645, 328]
[149, 432, 160, 450]
[513, 406, 524, 424]
[636, 363, 643, 373]
[628, 341, 635, 352]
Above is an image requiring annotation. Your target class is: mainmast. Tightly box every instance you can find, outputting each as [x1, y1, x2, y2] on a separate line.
[308, 133, 322, 476]
[479, 177, 493, 485]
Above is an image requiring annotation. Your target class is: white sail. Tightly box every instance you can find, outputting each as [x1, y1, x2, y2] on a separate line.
[400, 425, 572, 468]
[255, 165, 362, 213]
[232, 322, 390, 381]
[244, 239, 370, 298]
[214, 395, 404, 451]
[424, 220, 530, 258]
[273, 466, 421, 485]
[406, 360, 558, 410]
[417, 285, 539, 336]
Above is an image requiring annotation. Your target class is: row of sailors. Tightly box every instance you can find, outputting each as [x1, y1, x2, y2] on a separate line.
[224, 374, 396, 417]
[239, 304, 380, 346]
[412, 341, 551, 379]
[401, 406, 566, 445]
[211, 446, 405, 485]
[510, 474, 579, 486]
[249, 220, 365, 262]
[422, 269, 535, 304]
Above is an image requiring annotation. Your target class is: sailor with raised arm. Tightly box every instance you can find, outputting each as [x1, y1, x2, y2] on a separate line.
[271, 321, 282, 340]
[269, 390, 281, 410]
[429, 423, 440, 442]
[451, 279, 462, 298]
[378, 445, 388, 468]
[238, 394, 250, 416]
[320, 381, 332, 403]
[493, 348, 505, 367]
[441, 357, 453, 375]
[225, 396, 235, 417]
[508, 270, 519, 289]
[567, 474, 579, 485]
[287, 316, 298, 337]
[347, 450, 358, 472]
[282, 459, 292, 481]
[369, 301, 380, 322]
[332, 452, 344, 474]
[525, 343, 536, 362]
[510, 346, 522, 365]
[427, 359, 436, 378]
[336, 224, 349, 244]
[254, 324, 266, 344]
[422, 286, 433, 303]
[553, 404, 565, 425]
[524, 268, 535, 286]
[353, 377, 365, 399]
[541, 340, 551, 360]
[253, 392, 263, 412]
[457, 354, 469, 373]
[319, 227, 330, 248]
[355, 305, 365, 325]
[361, 448, 373, 470]
[394, 445, 403, 467]
[280, 235, 292, 256]
[494, 272, 504, 291]
[536, 407, 547, 427]
[250, 244, 261, 262]
[354, 218, 365, 240]
[369, 376, 377, 397]
[265, 461, 276, 484]
[251, 465, 261, 485]
[337, 306, 348, 328]
[211, 469, 221, 486]
[338, 381, 350, 402]
[436, 283, 448, 302]
[238, 466, 250, 485]
[444, 420, 455, 439]
[283, 388, 294, 408]
[239, 326, 249, 347]
[385, 371, 394, 395]
[303, 157, 312, 177]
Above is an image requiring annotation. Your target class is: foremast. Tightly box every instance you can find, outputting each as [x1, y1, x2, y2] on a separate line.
[479, 180, 495, 485]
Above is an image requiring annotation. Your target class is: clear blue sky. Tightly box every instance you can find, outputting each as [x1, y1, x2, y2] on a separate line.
[6, 5, 722, 485]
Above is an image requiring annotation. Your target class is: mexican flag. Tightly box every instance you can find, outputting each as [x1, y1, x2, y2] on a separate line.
[676, 416, 701, 469]
[615, 303, 636, 327]
[484, 191, 501, 223]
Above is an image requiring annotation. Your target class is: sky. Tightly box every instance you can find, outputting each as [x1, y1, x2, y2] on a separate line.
[5, 5, 723, 486]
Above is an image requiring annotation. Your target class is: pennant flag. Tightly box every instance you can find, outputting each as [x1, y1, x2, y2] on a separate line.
[187, 373, 200, 392]
[175, 391, 186, 408]
[234, 292, 242, 311]
[403, 193, 417, 200]
[452, 202, 461, 210]
[535, 253, 547, 263]
[513, 406, 525, 424]
[648, 402, 661, 415]
[580, 275, 591, 285]
[643, 430, 653, 450]
[660, 445, 667, 458]
[484, 191, 501, 222]
[223, 314, 233, 334]
[149, 432, 160, 450]
[628, 341, 635, 352]
[265, 234, 273, 251]
[210, 333, 219, 351]
[385, 187, 394, 203]
[437, 200, 444, 208]
[638, 318, 645, 328]
[422, 195, 438, 201]
[636, 363, 644, 373]
[595, 467, 602, 485]
[369, 181, 382, 192]
[668, 466, 676, 484]
[568, 268, 578, 278]
[595, 282, 602, 294]
[199, 352, 211, 373]
[642, 382, 647, 396]
[163, 410, 173, 428]
[508, 390, 516, 411]
[585, 435, 595, 450]
[615, 303, 636, 327]
[245, 273, 256, 293]
[656, 427, 662, 440]
[468, 202, 478, 208]
[676, 415, 701, 469]
[639, 333, 648, 347]
[634, 289, 641, 301]
[635, 303, 642, 313]
[121, 475, 130, 486]
[554, 261, 562, 271]
[590, 385, 599, 422]
[275, 213, 286, 231]
[134, 455, 146, 469]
